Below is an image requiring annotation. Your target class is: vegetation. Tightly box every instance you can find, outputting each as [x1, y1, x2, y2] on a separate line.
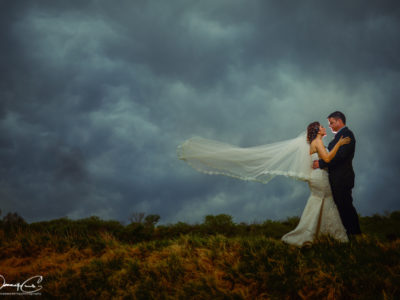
[0, 210, 399, 299]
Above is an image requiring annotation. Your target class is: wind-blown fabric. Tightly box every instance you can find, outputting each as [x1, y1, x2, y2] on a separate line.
[177, 132, 312, 183]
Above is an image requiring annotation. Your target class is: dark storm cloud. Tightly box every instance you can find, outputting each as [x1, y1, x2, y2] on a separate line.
[0, 0, 399, 224]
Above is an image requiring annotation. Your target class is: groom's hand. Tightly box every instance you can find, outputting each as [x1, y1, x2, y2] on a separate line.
[312, 160, 319, 169]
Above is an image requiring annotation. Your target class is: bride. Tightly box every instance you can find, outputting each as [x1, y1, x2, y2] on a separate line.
[177, 122, 350, 246]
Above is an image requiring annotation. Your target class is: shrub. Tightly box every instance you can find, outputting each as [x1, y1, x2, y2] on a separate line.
[203, 214, 236, 236]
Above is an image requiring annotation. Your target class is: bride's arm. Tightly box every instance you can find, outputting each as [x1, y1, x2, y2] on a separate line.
[315, 136, 351, 163]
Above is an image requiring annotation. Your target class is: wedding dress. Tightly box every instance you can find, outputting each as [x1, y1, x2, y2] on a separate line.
[281, 152, 348, 246]
[177, 132, 348, 246]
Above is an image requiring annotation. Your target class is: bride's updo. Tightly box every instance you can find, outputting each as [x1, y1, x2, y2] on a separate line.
[307, 122, 320, 143]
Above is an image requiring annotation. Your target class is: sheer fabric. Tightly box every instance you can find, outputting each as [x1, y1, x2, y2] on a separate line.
[177, 132, 312, 183]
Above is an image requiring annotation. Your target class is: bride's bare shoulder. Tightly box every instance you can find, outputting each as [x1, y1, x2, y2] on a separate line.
[312, 138, 323, 146]
[309, 139, 322, 154]
[309, 140, 316, 154]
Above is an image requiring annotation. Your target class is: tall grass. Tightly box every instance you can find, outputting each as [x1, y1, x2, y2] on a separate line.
[0, 212, 399, 299]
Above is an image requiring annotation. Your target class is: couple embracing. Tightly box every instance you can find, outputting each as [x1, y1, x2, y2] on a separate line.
[178, 111, 361, 246]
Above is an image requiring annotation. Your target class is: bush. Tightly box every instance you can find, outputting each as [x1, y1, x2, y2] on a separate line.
[144, 214, 160, 226]
[203, 214, 236, 236]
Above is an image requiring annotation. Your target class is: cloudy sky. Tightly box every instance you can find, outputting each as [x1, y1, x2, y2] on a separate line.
[1, 0, 399, 224]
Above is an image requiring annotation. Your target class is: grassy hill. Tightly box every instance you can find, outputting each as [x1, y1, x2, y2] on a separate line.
[0, 211, 399, 299]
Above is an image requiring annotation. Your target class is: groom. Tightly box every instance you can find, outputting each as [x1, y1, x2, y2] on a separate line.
[313, 111, 362, 237]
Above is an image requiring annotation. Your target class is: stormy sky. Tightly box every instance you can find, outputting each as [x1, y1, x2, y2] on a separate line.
[1, 0, 399, 224]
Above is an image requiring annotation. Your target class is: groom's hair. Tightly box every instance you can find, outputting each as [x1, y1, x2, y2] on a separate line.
[328, 111, 346, 124]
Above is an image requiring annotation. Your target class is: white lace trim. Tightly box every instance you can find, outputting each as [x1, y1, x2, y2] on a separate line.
[180, 157, 310, 184]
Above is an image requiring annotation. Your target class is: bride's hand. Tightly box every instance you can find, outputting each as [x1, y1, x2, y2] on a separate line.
[338, 136, 351, 146]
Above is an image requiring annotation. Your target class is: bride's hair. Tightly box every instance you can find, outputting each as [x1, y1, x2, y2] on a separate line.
[307, 122, 320, 143]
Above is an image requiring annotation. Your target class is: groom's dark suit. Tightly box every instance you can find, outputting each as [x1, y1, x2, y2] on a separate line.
[319, 127, 361, 236]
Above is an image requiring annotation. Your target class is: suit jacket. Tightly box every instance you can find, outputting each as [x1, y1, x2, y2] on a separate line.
[319, 127, 356, 189]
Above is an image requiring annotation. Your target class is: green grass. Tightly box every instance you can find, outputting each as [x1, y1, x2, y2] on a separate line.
[0, 212, 399, 299]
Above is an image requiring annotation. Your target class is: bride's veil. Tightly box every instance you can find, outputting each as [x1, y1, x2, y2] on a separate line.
[177, 131, 312, 183]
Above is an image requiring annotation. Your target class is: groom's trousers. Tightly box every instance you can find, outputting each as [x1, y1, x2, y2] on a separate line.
[331, 185, 362, 236]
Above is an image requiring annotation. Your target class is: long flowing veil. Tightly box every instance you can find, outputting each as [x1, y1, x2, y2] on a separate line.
[177, 131, 312, 183]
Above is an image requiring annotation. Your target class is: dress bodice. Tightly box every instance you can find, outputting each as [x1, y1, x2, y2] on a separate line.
[311, 152, 319, 161]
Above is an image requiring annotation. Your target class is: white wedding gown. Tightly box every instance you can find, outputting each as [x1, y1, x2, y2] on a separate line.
[281, 152, 348, 246]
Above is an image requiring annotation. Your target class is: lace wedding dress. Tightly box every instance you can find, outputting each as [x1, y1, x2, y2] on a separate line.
[281, 152, 348, 246]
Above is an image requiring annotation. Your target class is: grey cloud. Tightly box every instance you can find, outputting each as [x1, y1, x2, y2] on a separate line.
[0, 0, 399, 224]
